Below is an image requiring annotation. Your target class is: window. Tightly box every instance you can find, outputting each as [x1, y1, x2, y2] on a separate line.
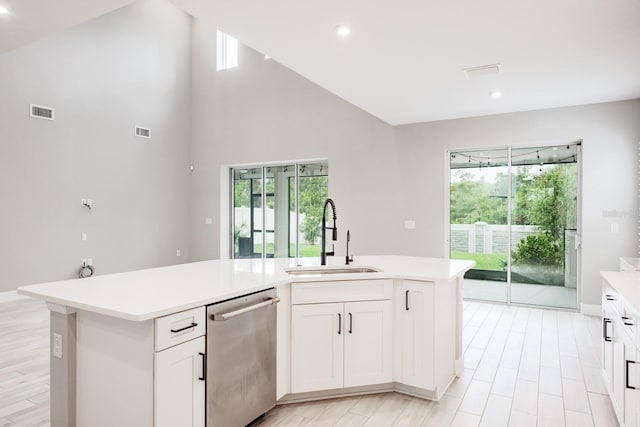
[231, 161, 329, 259]
[216, 30, 238, 71]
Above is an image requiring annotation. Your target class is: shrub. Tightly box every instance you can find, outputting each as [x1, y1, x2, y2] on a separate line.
[511, 233, 563, 267]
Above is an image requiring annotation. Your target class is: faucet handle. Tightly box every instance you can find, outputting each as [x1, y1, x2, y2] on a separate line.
[326, 244, 335, 257]
[346, 255, 354, 265]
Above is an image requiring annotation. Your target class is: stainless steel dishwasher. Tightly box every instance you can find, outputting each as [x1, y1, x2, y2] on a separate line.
[206, 288, 279, 427]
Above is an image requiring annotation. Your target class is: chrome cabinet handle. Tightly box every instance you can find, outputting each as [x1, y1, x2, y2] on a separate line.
[606, 294, 615, 301]
[405, 290, 410, 311]
[627, 360, 637, 390]
[170, 322, 197, 333]
[348, 313, 353, 334]
[211, 297, 280, 321]
[338, 313, 342, 335]
[198, 352, 206, 381]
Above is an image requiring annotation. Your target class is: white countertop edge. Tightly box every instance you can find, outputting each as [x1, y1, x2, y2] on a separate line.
[18, 257, 475, 321]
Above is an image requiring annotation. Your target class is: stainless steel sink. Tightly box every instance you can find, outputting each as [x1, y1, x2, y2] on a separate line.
[285, 266, 381, 276]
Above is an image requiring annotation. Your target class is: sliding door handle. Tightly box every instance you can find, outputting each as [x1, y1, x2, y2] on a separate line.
[405, 290, 410, 311]
[338, 313, 342, 335]
[348, 313, 353, 334]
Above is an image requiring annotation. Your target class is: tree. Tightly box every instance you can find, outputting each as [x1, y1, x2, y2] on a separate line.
[299, 176, 328, 244]
[511, 164, 577, 266]
[450, 169, 508, 224]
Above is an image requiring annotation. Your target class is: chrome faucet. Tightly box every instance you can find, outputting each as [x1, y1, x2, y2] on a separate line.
[321, 198, 337, 266]
[345, 230, 354, 265]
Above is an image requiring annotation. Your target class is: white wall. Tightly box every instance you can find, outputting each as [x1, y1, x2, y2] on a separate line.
[190, 18, 399, 262]
[1, 2, 637, 311]
[0, 0, 192, 291]
[393, 100, 640, 306]
[190, 15, 639, 308]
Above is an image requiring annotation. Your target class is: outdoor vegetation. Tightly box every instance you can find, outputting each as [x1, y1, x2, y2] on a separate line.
[451, 164, 577, 271]
[233, 171, 328, 257]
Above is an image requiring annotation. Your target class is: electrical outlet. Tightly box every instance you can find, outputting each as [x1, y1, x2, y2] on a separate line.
[87, 258, 93, 266]
[53, 333, 63, 359]
[205, 217, 213, 225]
[81, 198, 86, 206]
[81, 259, 87, 267]
[404, 220, 417, 229]
[176, 249, 181, 257]
[82, 233, 87, 241]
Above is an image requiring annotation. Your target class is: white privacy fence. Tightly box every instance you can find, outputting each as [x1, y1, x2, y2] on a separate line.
[450, 223, 539, 254]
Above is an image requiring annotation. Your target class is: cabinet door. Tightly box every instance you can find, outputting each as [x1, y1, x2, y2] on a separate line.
[400, 281, 434, 389]
[623, 338, 639, 427]
[154, 336, 205, 427]
[291, 303, 344, 393]
[344, 300, 393, 387]
[602, 306, 614, 391]
[613, 320, 626, 418]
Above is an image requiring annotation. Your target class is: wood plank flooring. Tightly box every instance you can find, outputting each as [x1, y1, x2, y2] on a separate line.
[0, 296, 618, 426]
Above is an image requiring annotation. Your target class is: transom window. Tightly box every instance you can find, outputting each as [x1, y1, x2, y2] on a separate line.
[216, 30, 238, 71]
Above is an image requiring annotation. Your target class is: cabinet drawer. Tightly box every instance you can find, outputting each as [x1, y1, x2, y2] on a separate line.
[291, 279, 392, 305]
[155, 307, 206, 351]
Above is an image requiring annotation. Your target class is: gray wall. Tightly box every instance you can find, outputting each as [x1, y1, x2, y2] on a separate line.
[1, 1, 638, 310]
[191, 14, 639, 307]
[393, 100, 640, 306]
[190, 18, 399, 262]
[0, 0, 192, 291]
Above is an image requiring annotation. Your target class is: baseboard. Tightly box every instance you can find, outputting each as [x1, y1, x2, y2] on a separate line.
[581, 303, 601, 317]
[0, 290, 28, 303]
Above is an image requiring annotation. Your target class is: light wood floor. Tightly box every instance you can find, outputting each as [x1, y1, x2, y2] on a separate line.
[0, 297, 618, 427]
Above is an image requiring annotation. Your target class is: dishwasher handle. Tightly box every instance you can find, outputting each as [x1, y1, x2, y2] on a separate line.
[211, 297, 280, 321]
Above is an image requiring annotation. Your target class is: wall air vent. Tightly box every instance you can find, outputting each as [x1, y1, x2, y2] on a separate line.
[30, 104, 55, 120]
[135, 126, 151, 138]
[463, 64, 502, 78]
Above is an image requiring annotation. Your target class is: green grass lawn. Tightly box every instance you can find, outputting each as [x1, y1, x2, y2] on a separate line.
[450, 251, 506, 270]
[244, 243, 322, 257]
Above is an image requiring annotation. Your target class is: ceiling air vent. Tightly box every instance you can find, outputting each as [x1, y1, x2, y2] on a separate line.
[30, 104, 55, 120]
[135, 126, 151, 138]
[463, 64, 502, 78]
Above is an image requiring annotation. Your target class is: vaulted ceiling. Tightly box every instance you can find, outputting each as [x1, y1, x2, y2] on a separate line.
[2, 0, 639, 125]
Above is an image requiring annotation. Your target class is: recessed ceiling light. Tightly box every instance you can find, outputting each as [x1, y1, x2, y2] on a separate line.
[0, 5, 9, 14]
[335, 25, 351, 38]
[489, 91, 502, 98]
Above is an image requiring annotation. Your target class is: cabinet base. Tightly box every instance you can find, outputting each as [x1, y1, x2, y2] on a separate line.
[278, 381, 450, 405]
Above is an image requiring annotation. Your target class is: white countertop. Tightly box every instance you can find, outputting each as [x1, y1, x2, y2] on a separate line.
[18, 255, 474, 322]
[601, 271, 640, 313]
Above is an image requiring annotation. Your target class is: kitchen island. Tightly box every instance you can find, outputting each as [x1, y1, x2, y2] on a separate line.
[19, 255, 474, 427]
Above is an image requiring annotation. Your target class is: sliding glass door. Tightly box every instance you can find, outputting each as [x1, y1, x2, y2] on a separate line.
[450, 144, 580, 309]
[450, 148, 509, 303]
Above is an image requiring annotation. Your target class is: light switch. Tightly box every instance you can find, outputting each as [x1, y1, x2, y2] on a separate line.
[611, 223, 619, 233]
[176, 249, 181, 257]
[53, 333, 63, 359]
[81, 233, 87, 241]
[404, 220, 417, 229]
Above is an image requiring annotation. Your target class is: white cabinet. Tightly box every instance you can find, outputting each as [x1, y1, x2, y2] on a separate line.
[602, 279, 640, 427]
[290, 284, 393, 394]
[155, 336, 206, 427]
[399, 281, 435, 389]
[291, 302, 344, 392]
[344, 300, 393, 388]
